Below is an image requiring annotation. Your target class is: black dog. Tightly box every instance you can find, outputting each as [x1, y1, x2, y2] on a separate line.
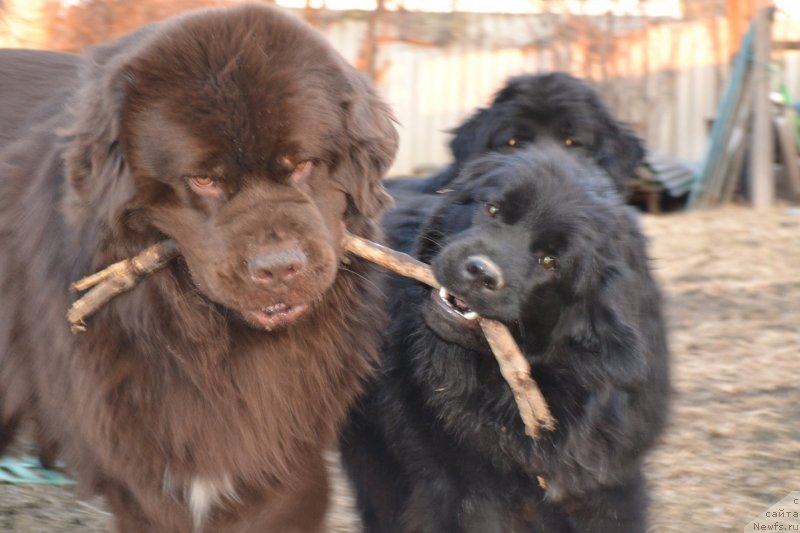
[386, 72, 644, 197]
[341, 148, 670, 532]
[382, 72, 645, 254]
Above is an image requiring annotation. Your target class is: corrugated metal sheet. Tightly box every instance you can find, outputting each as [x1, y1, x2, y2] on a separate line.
[645, 152, 697, 197]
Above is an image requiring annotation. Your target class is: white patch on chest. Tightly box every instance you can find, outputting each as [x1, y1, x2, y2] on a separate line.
[186, 475, 238, 531]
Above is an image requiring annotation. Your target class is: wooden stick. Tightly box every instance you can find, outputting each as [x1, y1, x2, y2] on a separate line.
[341, 234, 438, 288]
[67, 234, 555, 438]
[342, 234, 555, 438]
[66, 240, 180, 333]
[478, 319, 556, 438]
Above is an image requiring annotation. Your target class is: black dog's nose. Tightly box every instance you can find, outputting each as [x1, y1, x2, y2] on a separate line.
[461, 255, 504, 290]
[248, 245, 307, 285]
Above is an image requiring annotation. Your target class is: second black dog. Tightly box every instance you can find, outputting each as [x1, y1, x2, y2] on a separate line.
[342, 148, 670, 533]
[387, 72, 644, 196]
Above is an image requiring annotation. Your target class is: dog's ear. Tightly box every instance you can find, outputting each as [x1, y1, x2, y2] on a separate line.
[63, 63, 132, 227]
[449, 107, 492, 165]
[491, 75, 526, 105]
[414, 108, 492, 194]
[558, 231, 651, 389]
[338, 75, 398, 220]
[592, 104, 646, 194]
[62, 29, 152, 230]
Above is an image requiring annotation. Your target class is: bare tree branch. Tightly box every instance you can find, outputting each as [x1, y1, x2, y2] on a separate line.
[67, 234, 555, 439]
[66, 240, 179, 333]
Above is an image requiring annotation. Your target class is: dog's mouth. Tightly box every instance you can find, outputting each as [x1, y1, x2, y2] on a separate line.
[422, 285, 488, 352]
[431, 287, 479, 325]
[242, 302, 310, 331]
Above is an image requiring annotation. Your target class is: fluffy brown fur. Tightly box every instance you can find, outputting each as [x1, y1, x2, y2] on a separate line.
[0, 5, 397, 532]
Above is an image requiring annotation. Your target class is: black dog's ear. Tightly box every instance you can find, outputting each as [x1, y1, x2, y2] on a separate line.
[592, 105, 646, 194]
[449, 107, 493, 166]
[420, 113, 490, 194]
[446, 74, 527, 166]
[440, 77, 524, 190]
[559, 238, 650, 389]
[62, 30, 151, 230]
[338, 74, 398, 220]
[491, 75, 525, 105]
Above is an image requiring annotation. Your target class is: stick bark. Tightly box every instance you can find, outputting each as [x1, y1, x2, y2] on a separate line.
[342, 234, 555, 438]
[67, 234, 555, 438]
[66, 240, 180, 333]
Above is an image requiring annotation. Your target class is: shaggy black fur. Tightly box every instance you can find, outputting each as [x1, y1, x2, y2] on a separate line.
[382, 72, 645, 254]
[341, 148, 670, 533]
[386, 72, 644, 196]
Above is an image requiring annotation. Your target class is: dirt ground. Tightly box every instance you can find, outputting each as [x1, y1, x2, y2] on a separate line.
[1, 205, 798, 532]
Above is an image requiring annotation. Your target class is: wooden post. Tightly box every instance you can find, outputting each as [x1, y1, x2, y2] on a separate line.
[689, 25, 755, 207]
[357, 0, 385, 81]
[726, 0, 743, 50]
[774, 112, 800, 200]
[749, 6, 774, 209]
[304, 0, 320, 28]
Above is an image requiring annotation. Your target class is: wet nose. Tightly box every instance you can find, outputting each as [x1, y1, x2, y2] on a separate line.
[248, 244, 307, 285]
[461, 255, 504, 290]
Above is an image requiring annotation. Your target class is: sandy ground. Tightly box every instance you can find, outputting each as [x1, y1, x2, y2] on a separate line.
[642, 205, 800, 532]
[1, 205, 798, 532]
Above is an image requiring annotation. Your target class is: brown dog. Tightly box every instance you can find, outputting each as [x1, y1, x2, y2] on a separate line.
[0, 5, 397, 532]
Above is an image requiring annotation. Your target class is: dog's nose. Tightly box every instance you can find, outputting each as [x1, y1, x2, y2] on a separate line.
[248, 245, 307, 285]
[461, 255, 504, 290]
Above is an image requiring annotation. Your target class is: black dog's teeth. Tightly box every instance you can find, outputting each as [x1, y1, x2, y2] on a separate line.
[450, 296, 470, 313]
[438, 288, 478, 320]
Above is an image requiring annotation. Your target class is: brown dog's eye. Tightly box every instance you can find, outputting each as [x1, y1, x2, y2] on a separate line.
[540, 255, 557, 270]
[290, 160, 313, 183]
[486, 203, 500, 217]
[507, 137, 518, 147]
[187, 176, 221, 196]
[191, 176, 214, 187]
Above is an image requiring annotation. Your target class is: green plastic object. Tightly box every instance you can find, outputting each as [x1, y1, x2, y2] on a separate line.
[0, 456, 75, 485]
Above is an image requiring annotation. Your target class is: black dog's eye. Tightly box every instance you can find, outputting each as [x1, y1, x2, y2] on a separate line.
[486, 203, 500, 217]
[539, 255, 557, 270]
[564, 137, 582, 148]
[507, 137, 518, 147]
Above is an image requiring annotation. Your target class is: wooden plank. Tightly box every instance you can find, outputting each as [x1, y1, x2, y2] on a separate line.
[773, 41, 800, 51]
[721, 115, 753, 203]
[774, 113, 800, 199]
[689, 25, 755, 207]
[749, 6, 775, 209]
[708, 66, 754, 203]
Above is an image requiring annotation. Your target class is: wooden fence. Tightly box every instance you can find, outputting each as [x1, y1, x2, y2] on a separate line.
[2, 2, 800, 176]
